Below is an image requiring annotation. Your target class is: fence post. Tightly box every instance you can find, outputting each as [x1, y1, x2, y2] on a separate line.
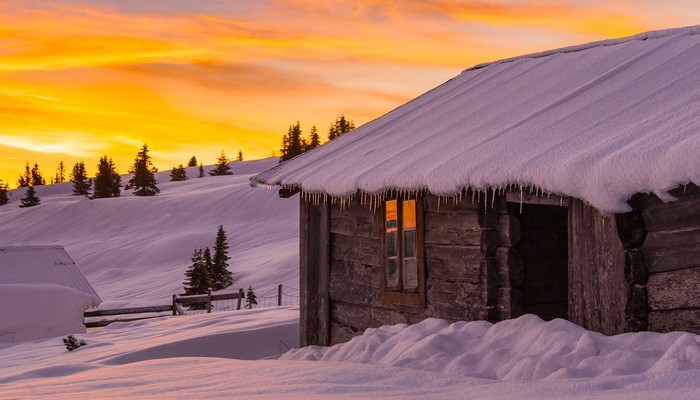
[278, 284, 283, 306]
[237, 288, 244, 310]
[207, 288, 212, 313]
[172, 294, 177, 315]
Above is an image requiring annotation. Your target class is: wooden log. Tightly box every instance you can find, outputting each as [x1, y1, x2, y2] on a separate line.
[478, 198, 499, 228]
[330, 300, 375, 331]
[330, 202, 380, 239]
[424, 211, 481, 246]
[648, 309, 700, 334]
[624, 284, 648, 332]
[639, 191, 700, 232]
[207, 288, 212, 313]
[625, 249, 647, 284]
[330, 232, 381, 267]
[648, 268, 700, 310]
[498, 287, 524, 320]
[237, 288, 244, 310]
[426, 278, 482, 315]
[329, 259, 382, 306]
[497, 215, 521, 247]
[642, 227, 700, 273]
[84, 305, 173, 317]
[495, 247, 524, 288]
[480, 257, 499, 307]
[425, 243, 482, 283]
[480, 228, 499, 257]
[615, 209, 647, 249]
[329, 320, 363, 345]
[85, 315, 167, 328]
[504, 190, 570, 207]
[424, 193, 479, 213]
[299, 199, 319, 346]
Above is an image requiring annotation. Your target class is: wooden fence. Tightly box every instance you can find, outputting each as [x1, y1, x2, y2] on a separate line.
[84, 285, 295, 328]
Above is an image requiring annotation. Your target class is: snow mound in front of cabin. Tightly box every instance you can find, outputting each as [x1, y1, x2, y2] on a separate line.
[283, 314, 700, 382]
[0, 284, 99, 343]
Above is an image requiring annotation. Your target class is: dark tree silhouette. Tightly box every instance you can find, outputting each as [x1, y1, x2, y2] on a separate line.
[125, 144, 159, 196]
[245, 285, 258, 309]
[327, 115, 355, 141]
[183, 247, 213, 296]
[211, 225, 233, 290]
[55, 161, 66, 184]
[17, 163, 31, 188]
[209, 151, 233, 176]
[0, 180, 8, 206]
[279, 122, 304, 162]
[70, 161, 91, 196]
[307, 125, 321, 150]
[170, 164, 188, 181]
[187, 156, 198, 167]
[19, 185, 40, 208]
[31, 163, 45, 186]
[93, 156, 121, 198]
[198, 162, 205, 178]
[236, 150, 243, 162]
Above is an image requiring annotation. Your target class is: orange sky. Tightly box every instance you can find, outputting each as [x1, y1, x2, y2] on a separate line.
[1, 0, 698, 188]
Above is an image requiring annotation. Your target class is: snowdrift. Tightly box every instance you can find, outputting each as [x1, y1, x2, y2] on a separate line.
[284, 314, 700, 382]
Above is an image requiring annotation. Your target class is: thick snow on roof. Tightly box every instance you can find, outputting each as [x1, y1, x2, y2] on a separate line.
[252, 25, 700, 213]
[0, 245, 100, 303]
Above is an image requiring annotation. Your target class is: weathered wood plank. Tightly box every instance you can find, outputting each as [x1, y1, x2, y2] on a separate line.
[642, 227, 700, 273]
[426, 278, 482, 318]
[329, 259, 382, 306]
[640, 191, 700, 232]
[424, 193, 479, 213]
[318, 201, 331, 346]
[329, 320, 363, 345]
[498, 287, 524, 320]
[84, 305, 173, 317]
[330, 202, 380, 239]
[481, 228, 499, 257]
[330, 232, 381, 267]
[424, 211, 481, 246]
[497, 215, 521, 247]
[648, 268, 700, 310]
[648, 309, 700, 334]
[495, 247, 524, 288]
[425, 244, 481, 283]
[299, 199, 317, 347]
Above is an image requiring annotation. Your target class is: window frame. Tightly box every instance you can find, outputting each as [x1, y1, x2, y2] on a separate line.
[380, 195, 426, 308]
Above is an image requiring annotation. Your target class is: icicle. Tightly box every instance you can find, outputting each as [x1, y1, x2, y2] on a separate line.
[491, 189, 496, 209]
[560, 196, 563, 207]
[471, 189, 475, 204]
[520, 185, 524, 214]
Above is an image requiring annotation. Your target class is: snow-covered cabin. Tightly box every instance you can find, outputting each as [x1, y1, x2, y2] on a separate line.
[252, 26, 700, 346]
[0, 246, 101, 343]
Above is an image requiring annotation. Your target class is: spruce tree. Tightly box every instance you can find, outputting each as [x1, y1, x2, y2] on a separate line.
[170, 164, 188, 181]
[31, 163, 45, 186]
[280, 122, 304, 162]
[209, 151, 233, 176]
[198, 162, 205, 178]
[237, 151, 243, 162]
[307, 125, 321, 150]
[55, 161, 66, 184]
[211, 225, 233, 290]
[245, 285, 258, 309]
[183, 248, 212, 296]
[19, 185, 40, 208]
[93, 156, 121, 198]
[17, 163, 31, 187]
[187, 156, 198, 167]
[327, 114, 355, 141]
[70, 161, 91, 196]
[0, 180, 8, 206]
[126, 144, 159, 196]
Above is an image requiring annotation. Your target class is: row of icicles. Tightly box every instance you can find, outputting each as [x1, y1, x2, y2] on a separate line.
[262, 183, 568, 214]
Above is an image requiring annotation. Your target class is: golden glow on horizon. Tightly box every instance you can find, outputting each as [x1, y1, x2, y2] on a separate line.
[1, 0, 698, 188]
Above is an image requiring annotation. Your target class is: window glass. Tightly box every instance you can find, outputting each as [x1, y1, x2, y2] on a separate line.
[385, 200, 399, 288]
[403, 258, 418, 290]
[403, 200, 416, 229]
[387, 258, 399, 288]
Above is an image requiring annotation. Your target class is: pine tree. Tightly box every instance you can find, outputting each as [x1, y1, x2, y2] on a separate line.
[170, 164, 188, 181]
[187, 156, 198, 167]
[19, 185, 40, 208]
[125, 144, 159, 196]
[211, 225, 233, 290]
[54, 161, 66, 184]
[209, 151, 233, 176]
[17, 163, 31, 187]
[0, 180, 8, 206]
[198, 162, 205, 178]
[245, 285, 258, 309]
[280, 122, 304, 162]
[307, 125, 321, 150]
[93, 156, 121, 198]
[327, 114, 355, 141]
[70, 161, 91, 196]
[31, 163, 45, 186]
[183, 248, 212, 296]
[236, 151, 243, 162]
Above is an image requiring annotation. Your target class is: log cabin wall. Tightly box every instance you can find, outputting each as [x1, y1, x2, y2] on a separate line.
[322, 192, 495, 345]
[639, 184, 700, 334]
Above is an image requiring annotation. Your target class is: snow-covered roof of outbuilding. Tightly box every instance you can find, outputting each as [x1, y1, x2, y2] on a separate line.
[0, 245, 101, 305]
[252, 25, 700, 213]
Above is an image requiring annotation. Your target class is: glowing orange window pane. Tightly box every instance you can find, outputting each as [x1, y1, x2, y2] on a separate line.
[402, 200, 416, 229]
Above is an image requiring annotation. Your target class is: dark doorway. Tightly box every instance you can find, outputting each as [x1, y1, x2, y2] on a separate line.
[515, 204, 569, 321]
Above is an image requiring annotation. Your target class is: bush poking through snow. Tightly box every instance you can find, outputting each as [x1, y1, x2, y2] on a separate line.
[63, 335, 87, 351]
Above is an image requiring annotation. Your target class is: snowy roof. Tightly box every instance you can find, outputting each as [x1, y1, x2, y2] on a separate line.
[0, 246, 101, 303]
[252, 25, 700, 213]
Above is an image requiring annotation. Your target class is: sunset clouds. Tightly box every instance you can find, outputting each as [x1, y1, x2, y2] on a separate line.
[0, 0, 698, 186]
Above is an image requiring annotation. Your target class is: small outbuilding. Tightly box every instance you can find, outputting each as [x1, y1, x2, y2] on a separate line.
[0, 245, 101, 343]
[252, 26, 700, 346]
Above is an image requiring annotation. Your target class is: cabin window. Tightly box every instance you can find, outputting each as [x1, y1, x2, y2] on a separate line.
[382, 196, 425, 307]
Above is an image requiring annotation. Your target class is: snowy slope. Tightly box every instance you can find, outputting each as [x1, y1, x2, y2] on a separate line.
[253, 25, 700, 213]
[0, 158, 299, 308]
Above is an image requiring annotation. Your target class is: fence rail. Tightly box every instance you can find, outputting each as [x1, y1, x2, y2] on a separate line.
[84, 284, 298, 328]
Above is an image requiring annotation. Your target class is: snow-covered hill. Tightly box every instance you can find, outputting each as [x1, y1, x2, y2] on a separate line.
[0, 158, 299, 308]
